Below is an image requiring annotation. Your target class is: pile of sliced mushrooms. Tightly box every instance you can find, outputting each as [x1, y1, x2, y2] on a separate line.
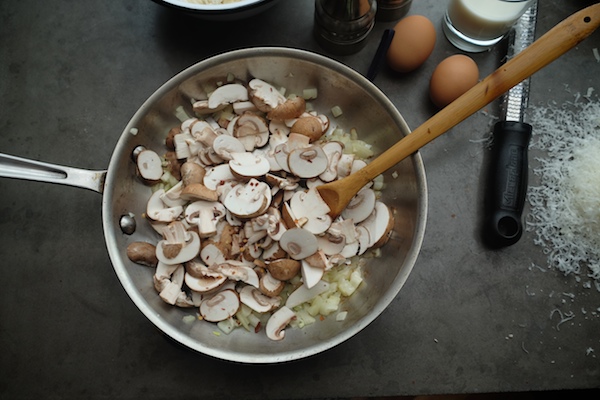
[127, 77, 394, 341]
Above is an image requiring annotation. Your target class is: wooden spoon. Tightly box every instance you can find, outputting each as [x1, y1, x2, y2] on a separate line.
[318, 3, 600, 218]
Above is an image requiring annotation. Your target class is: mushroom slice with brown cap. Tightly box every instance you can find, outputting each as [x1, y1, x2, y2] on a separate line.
[287, 145, 328, 179]
[127, 242, 159, 267]
[180, 162, 206, 186]
[265, 306, 296, 341]
[248, 78, 287, 113]
[180, 183, 219, 202]
[239, 286, 281, 313]
[207, 83, 249, 109]
[341, 187, 376, 224]
[233, 112, 269, 151]
[184, 200, 226, 238]
[359, 201, 395, 248]
[316, 231, 346, 256]
[213, 261, 260, 288]
[200, 242, 227, 267]
[192, 99, 227, 115]
[155, 221, 201, 265]
[223, 179, 271, 219]
[266, 258, 300, 281]
[200, 289, 240, 322]
[136, 149, 163, 184]
[190, 120, 218, 147]
[212, 135, 245, 161]
[228, 152, 270, 179]
[279, 227, 318, 260]
[267, 96, 306, 121]
[146, 189, 183, 223]
[290, 114, 329, 143]
[259, 272, 285, 297]
[289, 188, 332, 235]
[184, 261, 227, 293]
[273, 133, 310, 172]
[285, 280, 330, 308]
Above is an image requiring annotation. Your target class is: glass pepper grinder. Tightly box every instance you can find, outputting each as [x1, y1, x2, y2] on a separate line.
[314, 0, 377, 55]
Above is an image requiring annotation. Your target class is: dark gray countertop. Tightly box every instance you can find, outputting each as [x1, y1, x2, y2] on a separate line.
[1, 0, 599, 398]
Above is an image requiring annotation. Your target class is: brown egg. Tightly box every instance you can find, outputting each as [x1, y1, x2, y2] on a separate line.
[386, 15, 436, 73]
[429, 55, 479, 108]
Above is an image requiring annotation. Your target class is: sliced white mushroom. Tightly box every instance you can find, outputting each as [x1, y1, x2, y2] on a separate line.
[355, 225, 371, 256]
[155, 222, 201, 265]
[273, 133, 311, 172]
[248, 78, 287, 113]
[316, 231, 346, 256]
[266, 207, 287, 241]
[285, 280, 330, 308]
[192, 99, 227, 115]
[213, 261, 260, 288]
[239, 286, 281, 313]
[279, 228, 318, 260]
[146, 189, 183, 223]
[233, 112, 269, 151]
[301, 260, 324, 289]
[228, 152, 270, 179]
[341, 187, 376, 224]
[319, 141, 344, 182]
[160, 181, 186, 207]
[232, 100, 258, 115]
[265, 306, 295, 341]
[336, 153, 355, 178]
[207, 83, 249, 109]
[288, 189, 332, 235]
[287, 145, 328, 179]
[200, 242, 227, 267]
[184, 200, 226, 238]
[223, 178, 271, 219]
[203, 163, 237, 191]
[212, 135, 246, 161]
[154, 263, 188, 306]
[200, 289, 240, 322]
[136, 149, 163, 183]
[358, 201, 395, 248]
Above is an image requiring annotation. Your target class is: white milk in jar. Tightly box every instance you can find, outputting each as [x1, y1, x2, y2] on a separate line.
[443, 0, 534, 52]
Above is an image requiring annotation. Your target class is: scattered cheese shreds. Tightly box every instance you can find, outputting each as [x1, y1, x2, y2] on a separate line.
[526, 93, 600, 290]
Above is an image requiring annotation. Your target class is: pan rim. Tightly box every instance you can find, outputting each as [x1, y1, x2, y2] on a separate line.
[102, 46, 428, 363]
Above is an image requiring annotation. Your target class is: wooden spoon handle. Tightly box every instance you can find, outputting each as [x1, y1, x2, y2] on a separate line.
[320, 3, 600, 217]
[364, 2, 600, 181]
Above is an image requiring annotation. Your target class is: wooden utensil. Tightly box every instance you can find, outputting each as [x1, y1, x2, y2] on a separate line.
[318, 3, 600, 217]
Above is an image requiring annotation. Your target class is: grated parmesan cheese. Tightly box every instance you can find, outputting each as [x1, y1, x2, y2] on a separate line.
[526, 93, 600, 291]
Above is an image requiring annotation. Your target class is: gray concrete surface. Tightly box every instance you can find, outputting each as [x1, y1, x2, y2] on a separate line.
[1, 0, 599, 398]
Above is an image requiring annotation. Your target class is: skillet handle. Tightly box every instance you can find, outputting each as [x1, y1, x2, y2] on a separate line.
[0, 153, 106, 194]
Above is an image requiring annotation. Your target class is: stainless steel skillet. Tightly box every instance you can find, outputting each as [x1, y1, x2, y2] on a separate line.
[0, 47, 427, 363]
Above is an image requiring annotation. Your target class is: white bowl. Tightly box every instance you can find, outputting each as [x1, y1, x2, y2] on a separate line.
[152, 0, 281, 20]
